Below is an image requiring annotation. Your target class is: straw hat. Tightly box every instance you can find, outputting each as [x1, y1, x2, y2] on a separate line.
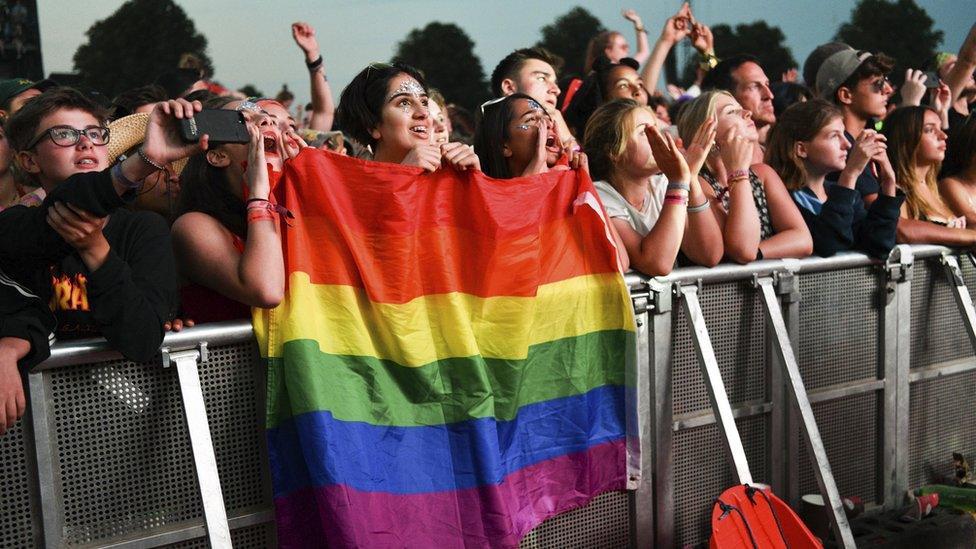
[107, 113, 189, 175]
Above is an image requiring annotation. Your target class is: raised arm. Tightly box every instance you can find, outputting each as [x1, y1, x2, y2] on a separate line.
[946, 22, 976, 106]
[680, 116, 723, 266]
[641, 3, 692, 95]
[292, 22, 335, 131]
[171, 125, 284, 309]
[622, 9, 650, 67]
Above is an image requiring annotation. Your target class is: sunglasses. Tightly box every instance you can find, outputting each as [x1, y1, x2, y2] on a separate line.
[27, 125, 110, 149]
[869, 76, 891, 94]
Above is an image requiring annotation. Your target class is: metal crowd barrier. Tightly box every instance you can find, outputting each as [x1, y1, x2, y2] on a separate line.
[4, 244, 976, 548]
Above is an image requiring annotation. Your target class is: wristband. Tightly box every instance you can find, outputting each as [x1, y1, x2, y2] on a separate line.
[728, 169, 749, 181]
[305, 55, 323, 70]
[111, 162, 142, 189]
[635, 26, 646, 33]
[663, 195, 688, 206]
[247, 209, 277, 223]
[699, 53, 719, 71]
[246, 199, 295, 221]
[667, 181, 690, 193]
[137, 148, 165, 171]
[687, 199, 711, 213]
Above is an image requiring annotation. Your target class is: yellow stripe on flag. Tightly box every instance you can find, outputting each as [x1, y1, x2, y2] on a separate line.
[255, 271, 635, 366]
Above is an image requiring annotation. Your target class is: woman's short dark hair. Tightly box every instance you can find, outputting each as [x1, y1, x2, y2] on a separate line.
[335, 62, 427, 149]
[473, 92, 536, 179]
[565, 56, 640, 136]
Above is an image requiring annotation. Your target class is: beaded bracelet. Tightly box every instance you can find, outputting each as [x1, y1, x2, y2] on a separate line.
[137, 148, 165, 171]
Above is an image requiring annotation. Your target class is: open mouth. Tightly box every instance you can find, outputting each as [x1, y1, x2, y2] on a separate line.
[410, 125, 429, 139]
[545, 134, 561, 153]
[263, 133, 279, 154]
[75, 157, 99, 169]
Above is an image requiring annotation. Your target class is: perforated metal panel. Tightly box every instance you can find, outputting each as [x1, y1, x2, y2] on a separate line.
[0, 419, 38, 547]
[50, 341, 270, 545]
[910, 259, 976, 369]
[798, 268, 881, 389]
[673, 415, 769, 548]
[519, 491, 630, 548]
[672, 282, 767, 416]
[164, 522, 276, 548]
[909, 371, 976, 488]
[797, 392, 879, 503]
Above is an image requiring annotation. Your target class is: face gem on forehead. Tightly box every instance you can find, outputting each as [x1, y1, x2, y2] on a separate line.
[387, 78, 425, 101]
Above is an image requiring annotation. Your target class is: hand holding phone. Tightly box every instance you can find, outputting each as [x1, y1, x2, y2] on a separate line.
[180, 109, 250, 147]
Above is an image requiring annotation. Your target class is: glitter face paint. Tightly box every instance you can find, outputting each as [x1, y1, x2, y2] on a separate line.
[386, 78, 426, 102]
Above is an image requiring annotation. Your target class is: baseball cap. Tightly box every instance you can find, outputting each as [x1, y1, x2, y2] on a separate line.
[803, 42, 850, 92]
[0, 78, 57, 109]
[816, 48, 874, 100]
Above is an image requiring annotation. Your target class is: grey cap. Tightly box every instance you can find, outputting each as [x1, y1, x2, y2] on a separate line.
[803, 42, 850, 91]
[816, 48, 873, 100]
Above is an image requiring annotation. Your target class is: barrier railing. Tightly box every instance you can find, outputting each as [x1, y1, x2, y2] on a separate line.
[3, 244, 976, 548]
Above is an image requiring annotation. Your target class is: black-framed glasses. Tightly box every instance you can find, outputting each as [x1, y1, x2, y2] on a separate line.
[27, 125, 110, 149]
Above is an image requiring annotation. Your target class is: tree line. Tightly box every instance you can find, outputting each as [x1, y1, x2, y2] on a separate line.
[72, 0, 945, 112]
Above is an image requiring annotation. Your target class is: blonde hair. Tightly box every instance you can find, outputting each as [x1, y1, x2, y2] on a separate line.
[884, 106, 950, 221]
[677, 90, 734, 146]
[582, 99, 645, 183]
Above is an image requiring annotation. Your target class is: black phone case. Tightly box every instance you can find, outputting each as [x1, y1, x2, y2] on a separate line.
[179, 110, 250, 146]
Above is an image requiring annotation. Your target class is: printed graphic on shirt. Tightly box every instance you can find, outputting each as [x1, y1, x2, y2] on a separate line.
[49, 271, 89, 312]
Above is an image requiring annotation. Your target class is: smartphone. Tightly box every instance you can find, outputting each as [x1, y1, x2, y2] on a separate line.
[180, 109, 250, 146]
[923, 71, 941, 89]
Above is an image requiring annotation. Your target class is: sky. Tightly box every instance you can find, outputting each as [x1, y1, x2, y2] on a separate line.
[38, 0, 970, 107]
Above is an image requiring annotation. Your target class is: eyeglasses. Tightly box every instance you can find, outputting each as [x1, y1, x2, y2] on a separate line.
[869, 76, 891, 94]
[27, 125, 109, 149]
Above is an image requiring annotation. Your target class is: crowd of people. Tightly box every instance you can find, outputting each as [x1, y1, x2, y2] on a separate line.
[0, 5, 973, 445]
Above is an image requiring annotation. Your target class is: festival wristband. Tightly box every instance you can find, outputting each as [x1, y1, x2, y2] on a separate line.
[664, 195, 688, 206]
[667, 181, 690, 193]
[247, 199, 295, 221]
[728, 169, 749, 181]
[247, 209, 277, 223]
[306, 55, 323, 70]
[111, 163, 142, 189]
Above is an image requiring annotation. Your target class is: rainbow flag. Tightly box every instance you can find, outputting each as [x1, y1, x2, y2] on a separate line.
[254, 150, 638, 548]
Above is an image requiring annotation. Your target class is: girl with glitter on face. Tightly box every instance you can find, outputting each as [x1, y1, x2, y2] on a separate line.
[336, 62, 479, 172]
[474, 94, 582, 179]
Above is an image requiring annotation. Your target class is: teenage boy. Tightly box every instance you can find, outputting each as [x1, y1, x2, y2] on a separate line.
[490, 47, 576, 150]
[815, 45, 895, 205]
[0, 88, 206, 434]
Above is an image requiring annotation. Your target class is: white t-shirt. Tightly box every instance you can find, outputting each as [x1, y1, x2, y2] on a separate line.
[595, 175, 668, 236]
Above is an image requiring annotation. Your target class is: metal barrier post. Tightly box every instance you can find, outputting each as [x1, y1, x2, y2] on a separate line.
[941, 253, 976, 350]
[767, 268, 801, 505]
[756, 275, 855, 548]
[677, 282, 753, 485]
[628, 283, 653, 548]
[881, 246, 912, 508]
[162, 344, 232, 549]
[28, 370, 63, 549]
[645, 279, 674, 549]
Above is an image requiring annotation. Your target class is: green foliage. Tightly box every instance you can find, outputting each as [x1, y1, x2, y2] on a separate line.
[394, 22, 489, 112]
[73, 0, 212, 97]
[835, 0, 943, 77]
[238, 84, 263, 99]
[681, 22, 797, 85]
[536, 7, 606, 78]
